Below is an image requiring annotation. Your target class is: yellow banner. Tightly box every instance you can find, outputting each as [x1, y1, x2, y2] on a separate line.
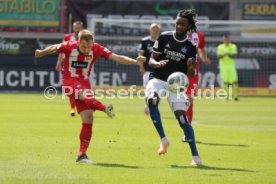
[0, 20, 59, 26]
[238, 87, 276, 96]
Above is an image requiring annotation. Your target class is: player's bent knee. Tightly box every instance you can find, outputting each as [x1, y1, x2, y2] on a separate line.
[146, 92, 160, 107]
[174, 110, 186, 118]
[80, 110, 94, 123]
[176, 113, 189, 125]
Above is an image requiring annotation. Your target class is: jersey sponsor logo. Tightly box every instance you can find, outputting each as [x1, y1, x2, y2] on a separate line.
[164, 48, 185, 62]
[71, 61, 89, 68]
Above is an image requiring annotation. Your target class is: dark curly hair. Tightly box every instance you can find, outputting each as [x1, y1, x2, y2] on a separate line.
[177, 9, 197, 32]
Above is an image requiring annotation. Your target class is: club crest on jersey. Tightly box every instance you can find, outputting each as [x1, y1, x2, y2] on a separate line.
[181, 47, 187, 53]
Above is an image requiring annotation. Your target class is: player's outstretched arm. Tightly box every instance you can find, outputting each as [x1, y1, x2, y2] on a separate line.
[149, 52, 169, 68]
[109, 53, 146, 65]
[35, 44, 59, 58]
[55, 54, 64, 72]
[138, 52, 146, 75]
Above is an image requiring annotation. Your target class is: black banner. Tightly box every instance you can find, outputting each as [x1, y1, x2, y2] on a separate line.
[67, 0, 229, 27]
[0, 38, 61, 56]
[1, 60, 276, 91]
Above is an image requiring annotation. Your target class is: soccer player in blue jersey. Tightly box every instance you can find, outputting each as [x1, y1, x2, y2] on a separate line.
[145, 9, 201, 166]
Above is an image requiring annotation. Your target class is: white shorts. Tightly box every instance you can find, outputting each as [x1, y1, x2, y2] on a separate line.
[143, 71, 150, 87]
[145, 78, 190, 112]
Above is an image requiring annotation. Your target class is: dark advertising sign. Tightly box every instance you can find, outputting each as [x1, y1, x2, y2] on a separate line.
[0, 38, 61, 55]
[67, 0, 229, 27]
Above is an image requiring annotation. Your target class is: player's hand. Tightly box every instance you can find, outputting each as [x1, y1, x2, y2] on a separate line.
[136, 56, 146, 64]
[156, 59, 169, 68]
[203, 58, 211, 65]
[187, 58, 196, 69]
[223, 53, 230, 57]
[187, 58, 196, 77]
[35, 49, 43, 58]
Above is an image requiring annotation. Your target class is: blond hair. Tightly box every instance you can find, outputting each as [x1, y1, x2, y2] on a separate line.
[78, 29, 93, 42]
[150, 23, 160, 30]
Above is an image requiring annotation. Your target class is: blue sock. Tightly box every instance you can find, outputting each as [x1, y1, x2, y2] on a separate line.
[177, 115, 199, 156]
[148, 103, 165, 139]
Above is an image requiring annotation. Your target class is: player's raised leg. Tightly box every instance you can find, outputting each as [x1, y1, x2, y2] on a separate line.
[146, 80, 170, 155]
[73, 83, 115, 118]
[147, 94, 170, 155]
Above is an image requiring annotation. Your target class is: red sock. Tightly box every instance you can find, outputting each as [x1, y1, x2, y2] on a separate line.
[79, 123, 92, 156]
[83, 98, 105, 111]
[186, 103, 193, 124]
[69, 96, 76, 109]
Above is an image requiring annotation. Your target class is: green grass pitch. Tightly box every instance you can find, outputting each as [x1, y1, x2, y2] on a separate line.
[0, 94, 276, 184]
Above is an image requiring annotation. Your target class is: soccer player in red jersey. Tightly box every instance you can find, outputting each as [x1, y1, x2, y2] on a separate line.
[186, 10, 211, 124]
[56, 21, 84, 117]
[35, 29, 145, 163]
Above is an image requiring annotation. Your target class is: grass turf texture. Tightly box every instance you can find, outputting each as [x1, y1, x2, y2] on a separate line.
[0, 94, 275, 184]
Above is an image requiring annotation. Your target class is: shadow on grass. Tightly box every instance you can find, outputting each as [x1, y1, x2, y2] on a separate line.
[170, 165, 255, 172]
[196, 141, 249, 147]
[94, 162, 141, 169]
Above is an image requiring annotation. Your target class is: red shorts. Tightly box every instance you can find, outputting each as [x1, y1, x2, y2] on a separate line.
[186, 75, 199, 96]
[62, 77, 92, 113]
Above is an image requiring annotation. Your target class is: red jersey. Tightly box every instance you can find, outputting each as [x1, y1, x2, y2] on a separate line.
[57, 41, 112, 79]
[188, 31, 205, 76]
[63, 33, 78, 42]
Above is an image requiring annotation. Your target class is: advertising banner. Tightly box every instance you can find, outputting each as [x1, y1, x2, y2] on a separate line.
[1, 39, 275, 94]
[67, 0, 229, 27]
[242, 2, 276, 20]
[0, 38, 60, 55]
[0, 0, 60, 27]
[241, 2, 276, 38]
[1, 60, 276, 94]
